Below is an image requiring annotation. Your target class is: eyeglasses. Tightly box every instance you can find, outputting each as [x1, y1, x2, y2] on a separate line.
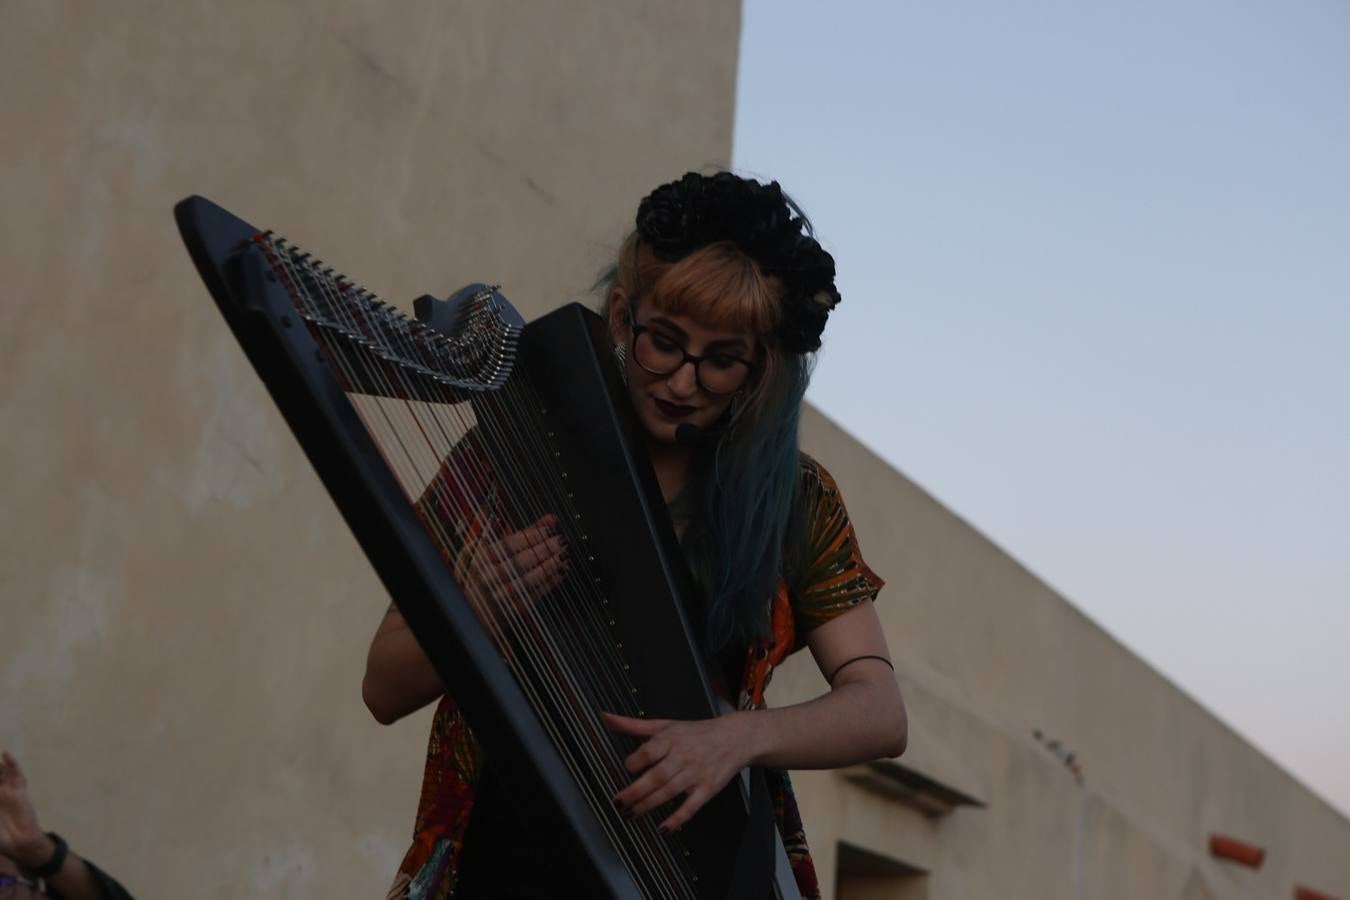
[0, 874, 40, 898]
[629, 323, 755, 395]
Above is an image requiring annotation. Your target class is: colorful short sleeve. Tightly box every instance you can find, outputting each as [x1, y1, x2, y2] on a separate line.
[791, 454, 885, 645]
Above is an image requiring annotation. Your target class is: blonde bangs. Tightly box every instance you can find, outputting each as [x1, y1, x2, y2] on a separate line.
[606, 234, 786, 413]
[633, 241, 781, 336]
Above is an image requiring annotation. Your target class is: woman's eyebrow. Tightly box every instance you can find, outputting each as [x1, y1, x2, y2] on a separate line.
[648, 316, 750, 352]
[704, 337, 751, 353]
[647, 316, 688, 340]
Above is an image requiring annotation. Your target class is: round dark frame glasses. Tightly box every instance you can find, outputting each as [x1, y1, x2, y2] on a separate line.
[629, 322, 756, 395]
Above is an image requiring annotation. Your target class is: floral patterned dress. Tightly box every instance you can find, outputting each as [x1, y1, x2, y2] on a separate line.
[386, 453, 883, 900]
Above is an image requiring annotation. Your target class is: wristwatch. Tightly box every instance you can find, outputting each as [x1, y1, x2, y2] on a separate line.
[23, 832, 68, 880]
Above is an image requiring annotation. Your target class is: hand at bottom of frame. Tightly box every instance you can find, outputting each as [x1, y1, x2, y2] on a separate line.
[602, 710, 753, 833]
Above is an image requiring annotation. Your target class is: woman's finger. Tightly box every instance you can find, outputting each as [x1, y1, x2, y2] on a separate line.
[512, 535, 566, 573]
[521, 551, 569, 592]
[623, 737, 674, 776]
[659, 787, 711, 833]
[479, 532, 564, 586]
[529, 513, 561, 532]
[627, 767, 692, 817]
[498, 516, 560, 555]
[602, 712, 670, 739]
[614, 757, 679, 812]
[498, 529, 540, 556]
[481, 537, 564, 592]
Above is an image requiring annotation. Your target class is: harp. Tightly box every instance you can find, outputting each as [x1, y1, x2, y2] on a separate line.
[174, 196, 800, 900]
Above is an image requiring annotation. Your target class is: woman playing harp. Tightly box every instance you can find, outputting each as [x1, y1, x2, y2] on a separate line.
[362, 172, 908, 900]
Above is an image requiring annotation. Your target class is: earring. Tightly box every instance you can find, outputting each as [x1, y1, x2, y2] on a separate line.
[612, 343, 629, 384]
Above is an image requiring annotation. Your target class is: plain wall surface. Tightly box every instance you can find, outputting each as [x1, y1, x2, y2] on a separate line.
[778, 406, 1350, 900]
[1, 3, 739, 896]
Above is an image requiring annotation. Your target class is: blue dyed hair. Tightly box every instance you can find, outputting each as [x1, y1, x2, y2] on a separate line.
[682, 353, 812, 652]
[596, 233, 819, 654]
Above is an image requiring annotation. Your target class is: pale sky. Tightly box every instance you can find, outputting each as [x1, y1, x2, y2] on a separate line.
[733, 0, 1350, 818]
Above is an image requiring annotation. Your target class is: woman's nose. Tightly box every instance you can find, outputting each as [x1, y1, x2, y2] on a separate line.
[667, 360, 699, 397]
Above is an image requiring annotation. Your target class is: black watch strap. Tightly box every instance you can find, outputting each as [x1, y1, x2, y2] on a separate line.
[26, 832, 69, 879]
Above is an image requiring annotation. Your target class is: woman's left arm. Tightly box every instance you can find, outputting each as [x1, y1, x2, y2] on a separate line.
[607, 601, 905, 830]
[743, 600, 907, 769]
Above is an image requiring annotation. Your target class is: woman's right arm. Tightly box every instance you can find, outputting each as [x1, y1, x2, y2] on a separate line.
[362, 604, 445, 725]
[361, 513, 568, 725]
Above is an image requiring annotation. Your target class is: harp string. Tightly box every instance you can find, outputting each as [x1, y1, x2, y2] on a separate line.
[397, 341, 698, 897]
[300, 271, 689, 897]
[262, 239, 699, 897]
[274, 250, 647, 822]
[349, 309, 697, 898]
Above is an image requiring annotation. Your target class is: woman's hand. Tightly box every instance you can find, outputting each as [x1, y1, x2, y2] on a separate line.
[0, 752, 119, 900]
[362, 513, 569, 724]
[461, 514, 569, 623]
[0, 752, 48, 865]
[602, 711, 754, 833]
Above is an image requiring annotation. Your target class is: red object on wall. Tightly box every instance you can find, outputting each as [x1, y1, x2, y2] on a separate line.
[1294, 886, 1340, 900]
[1208, 833, 1265, 868]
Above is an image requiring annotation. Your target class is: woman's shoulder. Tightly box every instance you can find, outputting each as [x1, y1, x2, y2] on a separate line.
[789, 451, 884, 636]
[794, 451, 860, 544]
[796, 451, 845, 501]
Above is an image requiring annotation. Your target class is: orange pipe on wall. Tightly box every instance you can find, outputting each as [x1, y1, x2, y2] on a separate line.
[1208, 833, 1265, 868]
[1294, 886, 1340, 900]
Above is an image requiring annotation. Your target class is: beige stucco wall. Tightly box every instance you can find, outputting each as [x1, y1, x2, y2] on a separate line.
[1, 3, 739, 897]
[5, 3, 1348, 900]
[783, 406, 1350, 899]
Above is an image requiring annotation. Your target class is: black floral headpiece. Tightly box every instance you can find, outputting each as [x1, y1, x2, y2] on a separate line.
[635, 171, 842, 354]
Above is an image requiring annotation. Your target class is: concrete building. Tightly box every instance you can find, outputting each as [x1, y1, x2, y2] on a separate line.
[2, 3, 1346, 898]
[778, 407, 1350, 900]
